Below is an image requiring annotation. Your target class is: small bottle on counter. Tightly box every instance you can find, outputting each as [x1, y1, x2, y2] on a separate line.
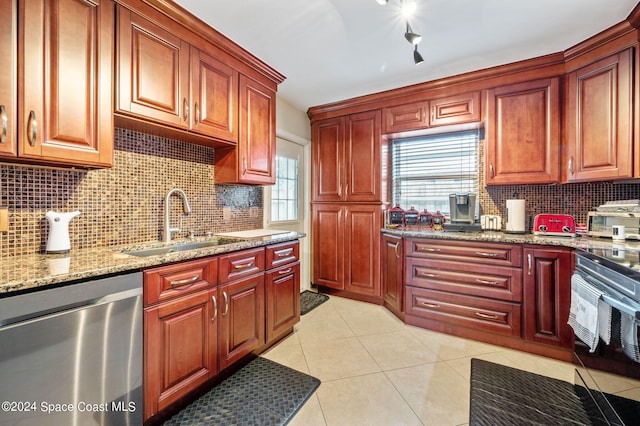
[432, 210, 444, 231]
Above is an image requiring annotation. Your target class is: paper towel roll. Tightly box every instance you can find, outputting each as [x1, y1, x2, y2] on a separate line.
[505, 199, 526, 233]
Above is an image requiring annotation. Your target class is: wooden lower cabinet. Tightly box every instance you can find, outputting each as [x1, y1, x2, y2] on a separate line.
[265, 262, 300, 343]
[381, 232, 403, 318]
[312, 203, 382, 300]
[144, 288, 217, 420]
[218, 273, 265, 370]
[523, 246, 573, 348]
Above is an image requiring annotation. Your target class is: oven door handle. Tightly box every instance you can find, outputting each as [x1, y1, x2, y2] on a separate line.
[578, 273, 640, 322]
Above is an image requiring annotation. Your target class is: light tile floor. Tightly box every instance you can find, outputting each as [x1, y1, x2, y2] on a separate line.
[262, 294, 640, 426]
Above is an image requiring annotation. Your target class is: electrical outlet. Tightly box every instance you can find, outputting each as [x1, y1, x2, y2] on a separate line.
[249, 207, 259, 218]
[223, 207, 231, 222]
[0, 208, 8, 232]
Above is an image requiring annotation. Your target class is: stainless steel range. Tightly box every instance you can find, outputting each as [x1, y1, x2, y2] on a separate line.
[571, 248, 640, 425]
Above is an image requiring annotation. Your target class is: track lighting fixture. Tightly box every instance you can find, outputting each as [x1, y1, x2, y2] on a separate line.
[377, 0, 424, 64]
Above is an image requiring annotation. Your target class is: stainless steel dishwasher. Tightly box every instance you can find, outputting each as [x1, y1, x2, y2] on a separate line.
[0, 272, 142, 426]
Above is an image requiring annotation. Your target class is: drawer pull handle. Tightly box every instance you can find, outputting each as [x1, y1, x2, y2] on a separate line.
[419, 272, 439, 278]
[278, 268, 293, 275]
[275, 249, 293, 258]
[211, 295, 218, 322]
[420, 301, 440, 309]
[222, 292, 229, 316]
[234, 261, 255, 270]
[420, 248, 440, 253]
[476, 278, 500, 286]
[475, 312, 499, 320]
[476, 251, 498, 258]
[169, 275, 200, 287]
[0, 105, 7, 143]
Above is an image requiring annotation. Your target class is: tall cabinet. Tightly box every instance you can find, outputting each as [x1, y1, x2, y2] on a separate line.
[311, 110, 384, 301]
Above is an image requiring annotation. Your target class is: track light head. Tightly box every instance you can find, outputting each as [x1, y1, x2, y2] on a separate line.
[376, 0, 389, 5]
[404, 23, 422, 45]
[413, 45, 424, 65]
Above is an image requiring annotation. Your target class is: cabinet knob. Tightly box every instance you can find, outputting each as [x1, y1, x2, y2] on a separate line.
[27, 110, 37, 147]
[0, 105, 7, 143]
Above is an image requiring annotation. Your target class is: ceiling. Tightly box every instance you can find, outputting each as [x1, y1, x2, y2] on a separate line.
[175, 0, 638, 112]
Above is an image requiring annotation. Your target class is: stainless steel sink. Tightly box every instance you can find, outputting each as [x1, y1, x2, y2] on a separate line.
[120, 238, 243, 257]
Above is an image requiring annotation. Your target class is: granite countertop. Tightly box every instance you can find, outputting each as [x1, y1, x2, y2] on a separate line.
[381, 228, 640, 251]
[0, 232, 305, 296]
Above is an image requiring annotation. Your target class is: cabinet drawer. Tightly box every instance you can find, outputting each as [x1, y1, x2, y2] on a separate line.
[144, 258, 217, 306]
[406, 238, 522, 267]
[219, 247, 265, 283]
[406, 258, 522, 302]
[266, 241, 299, 269]
[405, 286, 521, 337]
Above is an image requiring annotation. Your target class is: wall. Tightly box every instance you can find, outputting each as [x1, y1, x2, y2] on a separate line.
[0, 128, 263, 257]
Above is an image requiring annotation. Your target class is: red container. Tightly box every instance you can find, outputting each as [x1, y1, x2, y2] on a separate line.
[432, 210, 445, 231]
[388, 204, 405, 226]
[405, 206, 419, 226]
[419, 209, 433, 229]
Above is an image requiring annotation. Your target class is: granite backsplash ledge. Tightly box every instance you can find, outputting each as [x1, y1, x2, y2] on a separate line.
[0, 128, 263, 257]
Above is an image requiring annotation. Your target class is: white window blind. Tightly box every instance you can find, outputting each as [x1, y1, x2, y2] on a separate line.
[391, 129, 481, 215]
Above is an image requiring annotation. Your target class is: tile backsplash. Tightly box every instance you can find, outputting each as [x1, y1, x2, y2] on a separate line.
[0, 128, 263, 257]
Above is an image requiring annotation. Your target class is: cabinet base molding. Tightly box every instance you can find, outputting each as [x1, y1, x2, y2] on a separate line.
[383, 300, 405, 321]
[317, 285, 383, 305]
[404, 313, 574, 363]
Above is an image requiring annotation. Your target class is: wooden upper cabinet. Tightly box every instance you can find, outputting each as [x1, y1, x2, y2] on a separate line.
[117, 5, 190, 129]
[429, 91, 481, 127]
[383, 101, 429, 133]
[382, 92, 480, 133]
[0, 0, 17, 157]
[312, 111, 381, 202]
[17, 0, 114, 167]
[485, 78, 561, 185]
[312, 117, 344, 202]
[564, 48, 633, 182]
[190, 47, 238, 143]
[346, 110, 381, 201]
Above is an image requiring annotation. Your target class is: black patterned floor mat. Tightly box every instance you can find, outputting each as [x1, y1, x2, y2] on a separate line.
[163, 357, 320, 426]
[469, 358, 591, 425]
[300, 290, 329, 315]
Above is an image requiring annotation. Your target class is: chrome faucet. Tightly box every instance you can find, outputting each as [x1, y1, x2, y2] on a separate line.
[163, 188, 192, 242]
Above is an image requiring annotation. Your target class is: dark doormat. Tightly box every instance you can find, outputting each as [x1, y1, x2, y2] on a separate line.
[163, 357, 320, 426]
[469, 358, 591, 425]
[300, 290, 329, 315]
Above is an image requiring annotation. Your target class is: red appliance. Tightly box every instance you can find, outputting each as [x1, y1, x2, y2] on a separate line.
[533, 214, 576, 237]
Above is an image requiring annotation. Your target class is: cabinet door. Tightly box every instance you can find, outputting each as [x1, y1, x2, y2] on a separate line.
[265, 262, 300, 344]
[19, 0, 114, 166]
[190, 47, 238, 143]
[523, 247, 573, 348]
[236, 74, 276, 184]
[218, 273, 265, 370]
[144, 288, 217, 420]
[383, 101, 429, 133]
[0, 0, 16, 157]
[312, 203, 344, 289]
[116, 5, 189, 128]
[429, 92, 481, 127]
[564, 49, 633, 181]
[312, 117, 345, 202]
[486, 78, 560, 185]
[381, 233, 403, 317]
[344, 204, 382, 297]
[346, 111, 381, 202]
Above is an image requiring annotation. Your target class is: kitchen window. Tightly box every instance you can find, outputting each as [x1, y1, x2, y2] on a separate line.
[270, 155, 298, 222]
[391, 129, 481, 215]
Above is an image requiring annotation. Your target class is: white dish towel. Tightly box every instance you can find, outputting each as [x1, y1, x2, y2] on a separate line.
[568, 273, 610, 352]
